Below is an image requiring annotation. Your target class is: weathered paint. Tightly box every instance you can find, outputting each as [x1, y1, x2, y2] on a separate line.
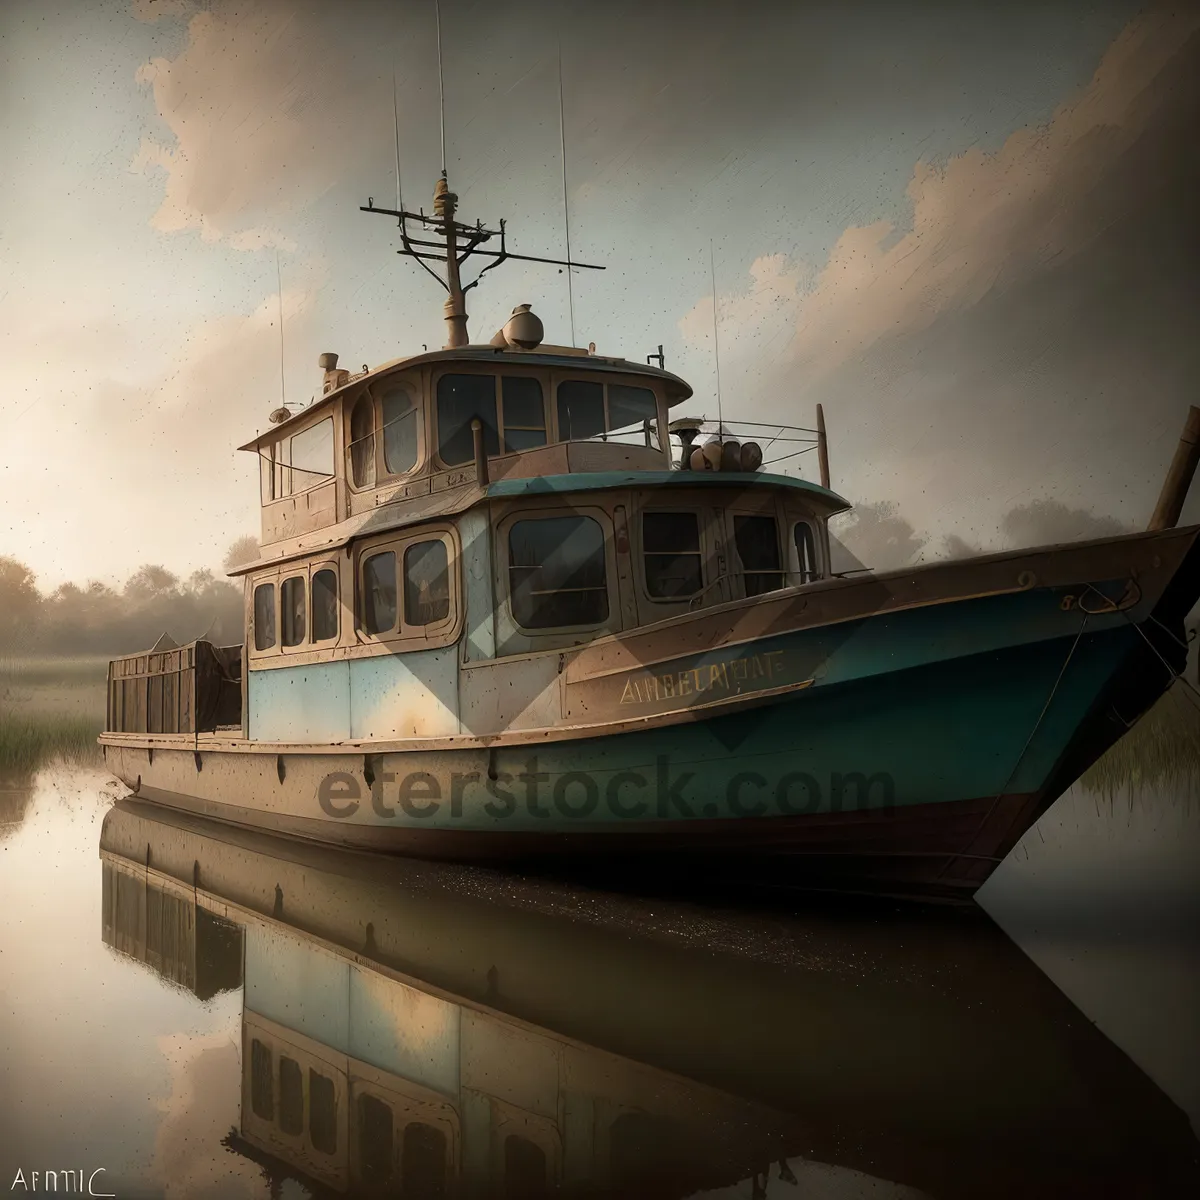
[349, 649, 460, 739]
[248, 660, 351, 742]
[458, 507, 496, 663]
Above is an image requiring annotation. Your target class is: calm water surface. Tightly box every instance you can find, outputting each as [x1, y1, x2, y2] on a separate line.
[1, 763, 1197, 1199]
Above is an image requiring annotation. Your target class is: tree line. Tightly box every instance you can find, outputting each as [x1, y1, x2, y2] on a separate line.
[0, 536, 259, 656]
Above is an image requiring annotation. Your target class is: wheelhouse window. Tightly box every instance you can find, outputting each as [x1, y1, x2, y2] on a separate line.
[642, 512, 703, 600]
[362, 551, 398, 635]
[501, 376, 546, 451]
[282, 417, 334, 496]
[349, 393, 375, 489]
[437, 373, 499, 466]
[734, 515, 783, 597]
[381, 380, 419, 475]
[795, 521, 818, 584]
[556, 380, 658, 445]
[404, 540, 450, 626]
[281, 576, 306, 647]
[509, 515, 609, 629]
[253, 583, 276, 650]
[312, 568, 338, 641]
[259, 445, 276, 503]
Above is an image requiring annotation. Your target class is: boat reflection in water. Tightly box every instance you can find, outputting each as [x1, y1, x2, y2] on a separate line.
[99, 798, 1199, 1199]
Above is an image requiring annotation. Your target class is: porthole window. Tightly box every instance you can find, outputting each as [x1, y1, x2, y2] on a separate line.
[508, 515, 609, 629]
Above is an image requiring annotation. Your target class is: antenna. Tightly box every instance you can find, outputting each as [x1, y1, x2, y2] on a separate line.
[392, 65, 404, 212]
[558, 40, 576, 347]
[710, 240, 723, 431]
[435, 0, 447, 175]
[275, 249, 286, 409]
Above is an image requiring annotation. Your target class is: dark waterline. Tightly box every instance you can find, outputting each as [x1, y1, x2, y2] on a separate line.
[0, 764, 1197, 1199]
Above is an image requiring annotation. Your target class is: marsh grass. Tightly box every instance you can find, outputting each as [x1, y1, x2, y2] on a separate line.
[0, 655, 106, 775]
[1080, 684, 1200, 802]
[0, 709, 102, 776]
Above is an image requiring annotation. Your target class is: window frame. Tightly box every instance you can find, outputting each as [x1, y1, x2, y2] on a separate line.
[496, 505, 617, 636]
[552, 376, 664, 448]
[310, 563, 341, 647]
[249, 572, 281, 659]
[431, 366, 552, 470]
[344, 373, 426, 494]
[267, 413, 336, 501]
[354, 525, 462, 650]
[636, 507, 708, 605]
[792, 518, 821, 585]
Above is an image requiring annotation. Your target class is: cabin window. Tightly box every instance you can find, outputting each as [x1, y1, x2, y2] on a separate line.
[363, 551, 398, 635]
[404, 540, 450, 625]
[402, 1123, 448, 1197]
[501, 376, 546, 451]
[795, 521, 818, 584]
[381, 380, 419, 476]
[312, 568, 339, 641]
[437, 373, 499, 466]
[259, 445, 276, 503]
[310, 1068, 338, 1155]
[285, 417, 335, 495]
[556, 380, 605, 441]
[281, 576, 306, 647]
[349, 393, 376, 489]
[358, 1093, 393, 1185]
[734, 516, 783, 596]
[608, 384, 657, 438]
[642, 512, 703, 600]
[253, 583, 276, 651]
[279, 1057, 303, 1136]
[557, 380, 659, 444]
[509, 515, 609, 629]
[250, 1040, 274, 1121]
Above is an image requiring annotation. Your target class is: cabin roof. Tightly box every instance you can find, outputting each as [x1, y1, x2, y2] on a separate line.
[237, 345, 695, 452]
[486, 470, 850, 509]
[227, 470, 849, 577]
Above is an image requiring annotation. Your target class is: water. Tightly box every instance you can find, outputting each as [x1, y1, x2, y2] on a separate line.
[1, 763, 1197, 1199]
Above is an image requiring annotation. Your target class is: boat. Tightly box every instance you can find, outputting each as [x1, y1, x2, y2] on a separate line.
[98, 799, 1200, 1198]
[97, 164, 1200, 902]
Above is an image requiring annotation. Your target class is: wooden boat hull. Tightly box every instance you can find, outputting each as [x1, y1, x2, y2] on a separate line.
[100, 525, 1200, 902]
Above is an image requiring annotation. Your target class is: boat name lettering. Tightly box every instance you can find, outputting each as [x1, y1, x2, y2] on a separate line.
[618, 649, 787, 706]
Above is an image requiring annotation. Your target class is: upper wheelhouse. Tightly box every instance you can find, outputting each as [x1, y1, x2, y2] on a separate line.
[240, 340, 692, 550]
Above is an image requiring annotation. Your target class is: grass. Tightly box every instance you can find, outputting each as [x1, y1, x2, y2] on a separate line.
[1080, 685, 1200, 801]
[0, 655, 106, 777]
[0, 709, 102, 776]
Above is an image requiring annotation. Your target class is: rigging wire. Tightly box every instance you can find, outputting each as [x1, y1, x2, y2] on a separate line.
[434, 0, 447, 175]
[710, 240, 723, 432]
[558, 39, 575, 347]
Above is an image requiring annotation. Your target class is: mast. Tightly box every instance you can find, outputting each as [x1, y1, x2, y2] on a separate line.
[434, 175, 469, 348]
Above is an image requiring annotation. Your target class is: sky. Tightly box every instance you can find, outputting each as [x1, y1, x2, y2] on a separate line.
[1, 0, 1197, 587]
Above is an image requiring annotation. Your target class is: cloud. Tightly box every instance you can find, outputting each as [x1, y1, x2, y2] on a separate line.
[692, 6, 1200, 382]
[150, 1028, 267, 1199]
[2, 259, 329, 584]
[131, 0, 383, 247]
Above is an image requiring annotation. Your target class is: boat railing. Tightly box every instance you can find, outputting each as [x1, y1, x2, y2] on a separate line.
[668, 419, 821, 472]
